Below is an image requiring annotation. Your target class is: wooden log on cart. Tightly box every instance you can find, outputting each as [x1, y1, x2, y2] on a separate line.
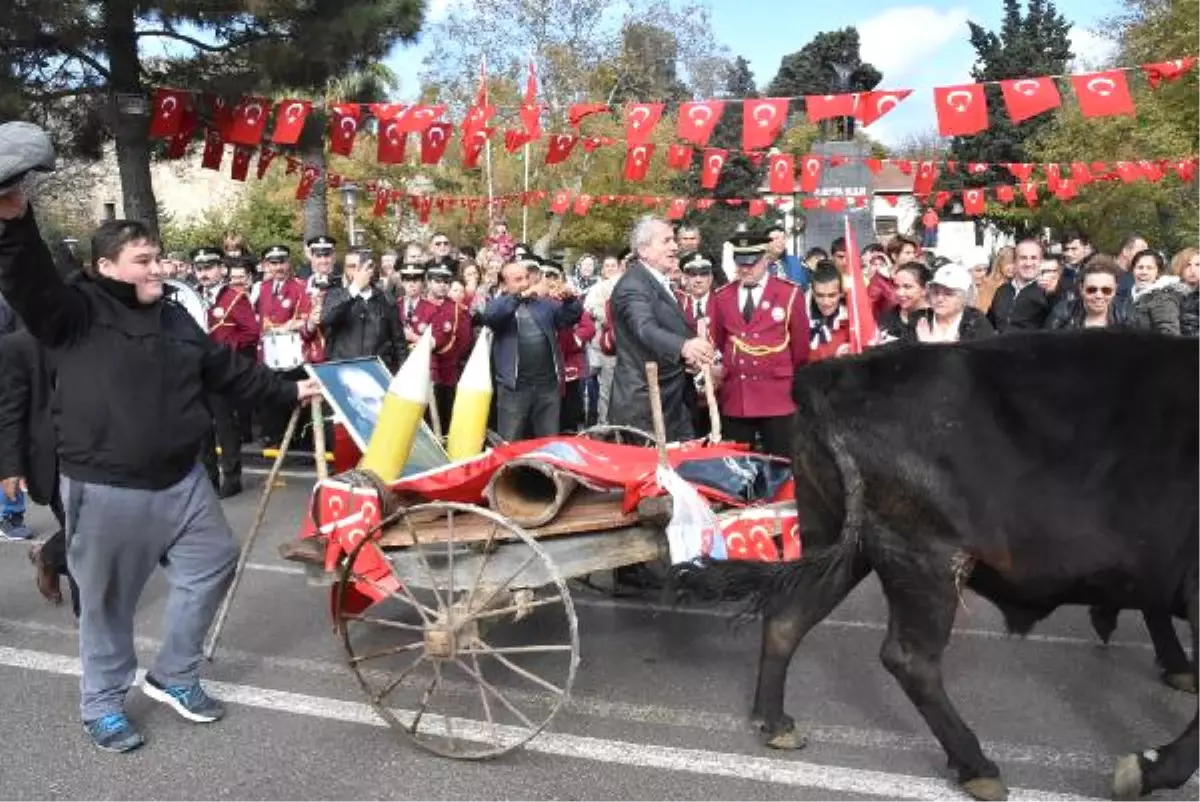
[483, 457, 579, 528]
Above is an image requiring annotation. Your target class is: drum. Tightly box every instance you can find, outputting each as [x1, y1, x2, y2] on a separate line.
[164, 279, 207, 329]
[263, 329, 305, 371]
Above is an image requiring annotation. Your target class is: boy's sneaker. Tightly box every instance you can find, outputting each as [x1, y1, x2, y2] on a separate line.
[0, 514, 32, 541]
[142, 674, 225, 723]
[83, 713, 145, 753]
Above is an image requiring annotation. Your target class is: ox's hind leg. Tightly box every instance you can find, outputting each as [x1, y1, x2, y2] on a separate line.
[751, 559, 869, 750]
[1113, 594, 1199, 799]
[875, 561, 1005, 801]
[1143, 611, 1196, 693]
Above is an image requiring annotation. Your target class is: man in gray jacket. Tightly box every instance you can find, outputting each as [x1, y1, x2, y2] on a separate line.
[608, 216, 714, 440]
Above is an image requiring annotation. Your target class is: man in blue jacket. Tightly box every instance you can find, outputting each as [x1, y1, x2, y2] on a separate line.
[483, 258, 582, 442]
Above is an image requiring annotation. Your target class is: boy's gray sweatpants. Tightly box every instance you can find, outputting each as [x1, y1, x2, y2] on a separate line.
[63, 463, 238, 721]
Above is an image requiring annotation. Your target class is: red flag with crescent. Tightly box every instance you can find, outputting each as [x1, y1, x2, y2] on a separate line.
[962, 188, 987, 216]
[148, 89, 190, 139]
[226, 97, 270, 146]
[854, 89, 911, 127]
[271, 100, 311, 145]
[1000, 77, 1061, 123]
[805, 93, 858, 122]
[933, 83, 988, 136]
[843, 218, 878, 355]
[329, 104, 362, 156]
[666, 197, 688, 220]
[1142, 58, 1197, 89]
[623, 145, 654, 181]
[295, 164, 320, 201]
[798, 154, 822, 193]
[767, 153, 794, 193]
[377, 120, 407, 165]
[200, 130, 224, 171]
[667, 144, 693, 170]
[742, 98, 788, 151]
[544, 133, 578, 165]
[229, 147, 252, 181]
[624, 103, 664, 146]
[699, 148, 727, 190]
[420, 123, 454, 165]
[676, 101, 724, 146]
[395, 104, 445, 133]
[256, 148, 277, 180]
[1071, 70, 1135, 117]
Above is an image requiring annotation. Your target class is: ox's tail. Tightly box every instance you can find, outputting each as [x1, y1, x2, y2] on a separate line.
[671, 388, 866, 619]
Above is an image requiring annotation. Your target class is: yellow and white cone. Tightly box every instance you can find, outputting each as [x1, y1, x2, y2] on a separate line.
[446, 327, 494, 461]
[358, 327, 433, 482]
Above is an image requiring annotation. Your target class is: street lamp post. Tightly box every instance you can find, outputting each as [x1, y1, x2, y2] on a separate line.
[341, 183, 359, 248]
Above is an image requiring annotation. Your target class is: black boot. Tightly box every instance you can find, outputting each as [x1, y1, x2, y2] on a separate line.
[219, 474, 243, 499]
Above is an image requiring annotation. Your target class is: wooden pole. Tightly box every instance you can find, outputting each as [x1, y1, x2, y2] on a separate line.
[695, 319, 721, 443]
[204, 403, 304, 661]
[427, 384, 443, 441]
[644, 362, 669, 468]
[311, 400, 329, 481]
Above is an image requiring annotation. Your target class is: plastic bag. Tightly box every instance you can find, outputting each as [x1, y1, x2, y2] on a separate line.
[656, 465, 722, 564]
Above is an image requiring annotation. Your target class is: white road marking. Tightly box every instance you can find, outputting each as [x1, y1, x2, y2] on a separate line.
[0, 645, 1097, 801]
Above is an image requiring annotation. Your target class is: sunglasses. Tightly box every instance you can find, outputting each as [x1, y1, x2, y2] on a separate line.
[432, 240, 450, 247]
[1083, 285, 1114, 296]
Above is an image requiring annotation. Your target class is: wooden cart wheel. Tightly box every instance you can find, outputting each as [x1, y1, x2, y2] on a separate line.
[578, 424, 657, 448]
[334, 502, 580, 760]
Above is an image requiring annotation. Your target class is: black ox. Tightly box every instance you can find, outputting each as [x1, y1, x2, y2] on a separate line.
[686, 330, 1197, 800]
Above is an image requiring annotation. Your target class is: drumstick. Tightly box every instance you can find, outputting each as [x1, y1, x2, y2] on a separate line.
[645, 362, 669, 468]
[696, 319, 722, 444]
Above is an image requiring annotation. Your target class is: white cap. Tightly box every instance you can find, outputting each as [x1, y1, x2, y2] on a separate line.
[930, 263, 971, 293]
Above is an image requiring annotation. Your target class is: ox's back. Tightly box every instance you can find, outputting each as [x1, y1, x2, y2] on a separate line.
[790, 330, 1198, 611]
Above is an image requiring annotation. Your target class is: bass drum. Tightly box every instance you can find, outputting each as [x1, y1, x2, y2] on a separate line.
[164, 279, 207, 329]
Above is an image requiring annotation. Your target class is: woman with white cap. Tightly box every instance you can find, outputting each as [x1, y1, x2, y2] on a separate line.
[914, 262, 995, 343]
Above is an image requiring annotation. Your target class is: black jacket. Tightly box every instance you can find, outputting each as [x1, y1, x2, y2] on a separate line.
[1045, 293, 1135, 331]
[988, 280, 1051, 333]
[913, 306, 995, 341]
[0, 207, 298, 490]
[608, 260, 695, 440]
[320, 285, 406, 370]
[0, 328, 56, 504]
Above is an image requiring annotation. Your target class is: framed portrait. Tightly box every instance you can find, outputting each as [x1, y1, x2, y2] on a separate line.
[305, 357, 449, 478]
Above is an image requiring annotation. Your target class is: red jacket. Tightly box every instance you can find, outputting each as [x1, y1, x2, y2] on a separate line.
[206, 284, 259, 351]
[255, 276, 317, 365]
[710, 276, 810, 419]
[679, 291, 714, 335]
[411, 297, 472, 385]
[557, 311, 597, 384]
[868, 271, 898, 321]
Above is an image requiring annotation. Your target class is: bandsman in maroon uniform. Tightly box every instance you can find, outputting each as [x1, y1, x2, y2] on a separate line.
[398, 261, 428, 334]
[194, 246, 259, 497]
[411, 258, 471, 433]
[254, 244, 313, 446]
[709, 233, 810, 457]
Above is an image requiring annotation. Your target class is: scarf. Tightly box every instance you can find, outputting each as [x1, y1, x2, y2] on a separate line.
[807, 294, 848, 349]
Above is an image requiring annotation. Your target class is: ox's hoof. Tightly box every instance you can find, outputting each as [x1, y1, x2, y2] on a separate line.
[763, 727, 807, 750]
[1161, 671, 1198, 694]
[961, 776, 1008, 801]
[1111, 754, 1145, 800]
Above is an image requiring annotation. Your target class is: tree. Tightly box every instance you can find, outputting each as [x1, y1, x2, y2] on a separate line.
[0, 0, 424, 237]
[766, 28, 882, 140]
[948, 0, 1074, 181]
[1025, 0, 1199, 252]
[891, 127, 953, 161]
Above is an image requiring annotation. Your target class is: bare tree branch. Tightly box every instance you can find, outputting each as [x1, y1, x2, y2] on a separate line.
[135, 28, 275, 54]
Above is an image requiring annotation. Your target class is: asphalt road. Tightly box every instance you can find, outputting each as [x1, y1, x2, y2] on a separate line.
[0, 467, 1195, 800]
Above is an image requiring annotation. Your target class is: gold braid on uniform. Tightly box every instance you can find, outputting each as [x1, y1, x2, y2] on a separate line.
[730, 285, 798, 357]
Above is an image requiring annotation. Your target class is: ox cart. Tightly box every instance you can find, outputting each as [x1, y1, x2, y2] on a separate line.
[207, 365, 796, 762]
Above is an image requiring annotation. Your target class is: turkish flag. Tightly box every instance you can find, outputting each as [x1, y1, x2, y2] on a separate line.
[743, 98, 788, 151]
[666, 197, 688, 220]
[822, 197, 846, 212]
[1005, 163, 1035, 181]
[544, 133, 577, 165]
[205, 95, 236, 140]
[515, 101, 542, 146]
[226, 97, 270, 146]
[256, 148, 277, 180]
[372, 189, 391, 218]
[462, 105, 495, 139]
[842, 218, 878, 354]
[623, 144, 654, 181]
[967, 162, 990, 176]
[568, 103, 610, 128]
[420, 123, 454, 165]
[1115, 162, 1142, 183]
[230, 147, 252, 181]
[271, 100, 310, 145]
[865, 158, 883, 175]
[676, 101, 724, 146]
[573, 193, 593, 216]
[295, 164, 320, 201]
[462, 128, 489, 169]
[548, 189, 572, 215]
[149, 88, 190, 139]
[1142, 58, 1197, 89]
[1173, 157, 1198, 183]
[667, 144, 693, 170]
[995, 185, 1015, 204]
[1071, 70, 1135, 117]
[798, 154, 822, 193]
[329, 104, 362, 156]
[699, 148, 727, 189]
[414, 196, 433, 224]
[164, 131, 191, 160]
[624, 103, 664, 146]
[395, 104, 445, 133]
[1070, 162, 1093, 185]
[855, 89, 912, 127]
[805, 93, 857, 121]
[695, 198, 715, 210]
[934, 83, 989, 136]
[326, 172, 342, 190]
[934, 191, 952, 210]
[1000, 77, 1061, 123]
[913, 160, 940, 195]
[768, 153, 794, 193]
[377, 120, 407, 165]
[1054, 179, 1077, 201]
[748, 199, 766, 217]
[200, 130, 224, 171]
[962, 188, 986, 216]
[369, 103, 407, 122]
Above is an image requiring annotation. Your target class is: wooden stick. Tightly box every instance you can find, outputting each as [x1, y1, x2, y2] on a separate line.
[427, 384, 443, 441]
[696, 320, 721, 444]
[204, 403, 304, 661]
[644, 362, 669, 468]
[312, 400, 329, 481]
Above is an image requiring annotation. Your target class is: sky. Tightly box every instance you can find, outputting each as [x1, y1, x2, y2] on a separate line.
[384, 0, 1125, 146]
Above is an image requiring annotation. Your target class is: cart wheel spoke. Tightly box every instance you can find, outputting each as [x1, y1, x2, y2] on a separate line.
[471, 652, 495, 740]
[468, 639, 566, 696]
[461, 522, 501, 618]
[408, 665, 442, 736]
[341, 614, 426, 633]
[465, 594, 564, 624]
[402, 516, 447, 613]
[348, 641, 425, 666]
[454, 658, 536, 730]
[373, 654, 426, 705]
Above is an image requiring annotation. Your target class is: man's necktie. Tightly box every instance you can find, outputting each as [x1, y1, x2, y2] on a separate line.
[697, 299, 705, 318]
[273, 281, 282, 299]
[741, 285, 756, 323]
